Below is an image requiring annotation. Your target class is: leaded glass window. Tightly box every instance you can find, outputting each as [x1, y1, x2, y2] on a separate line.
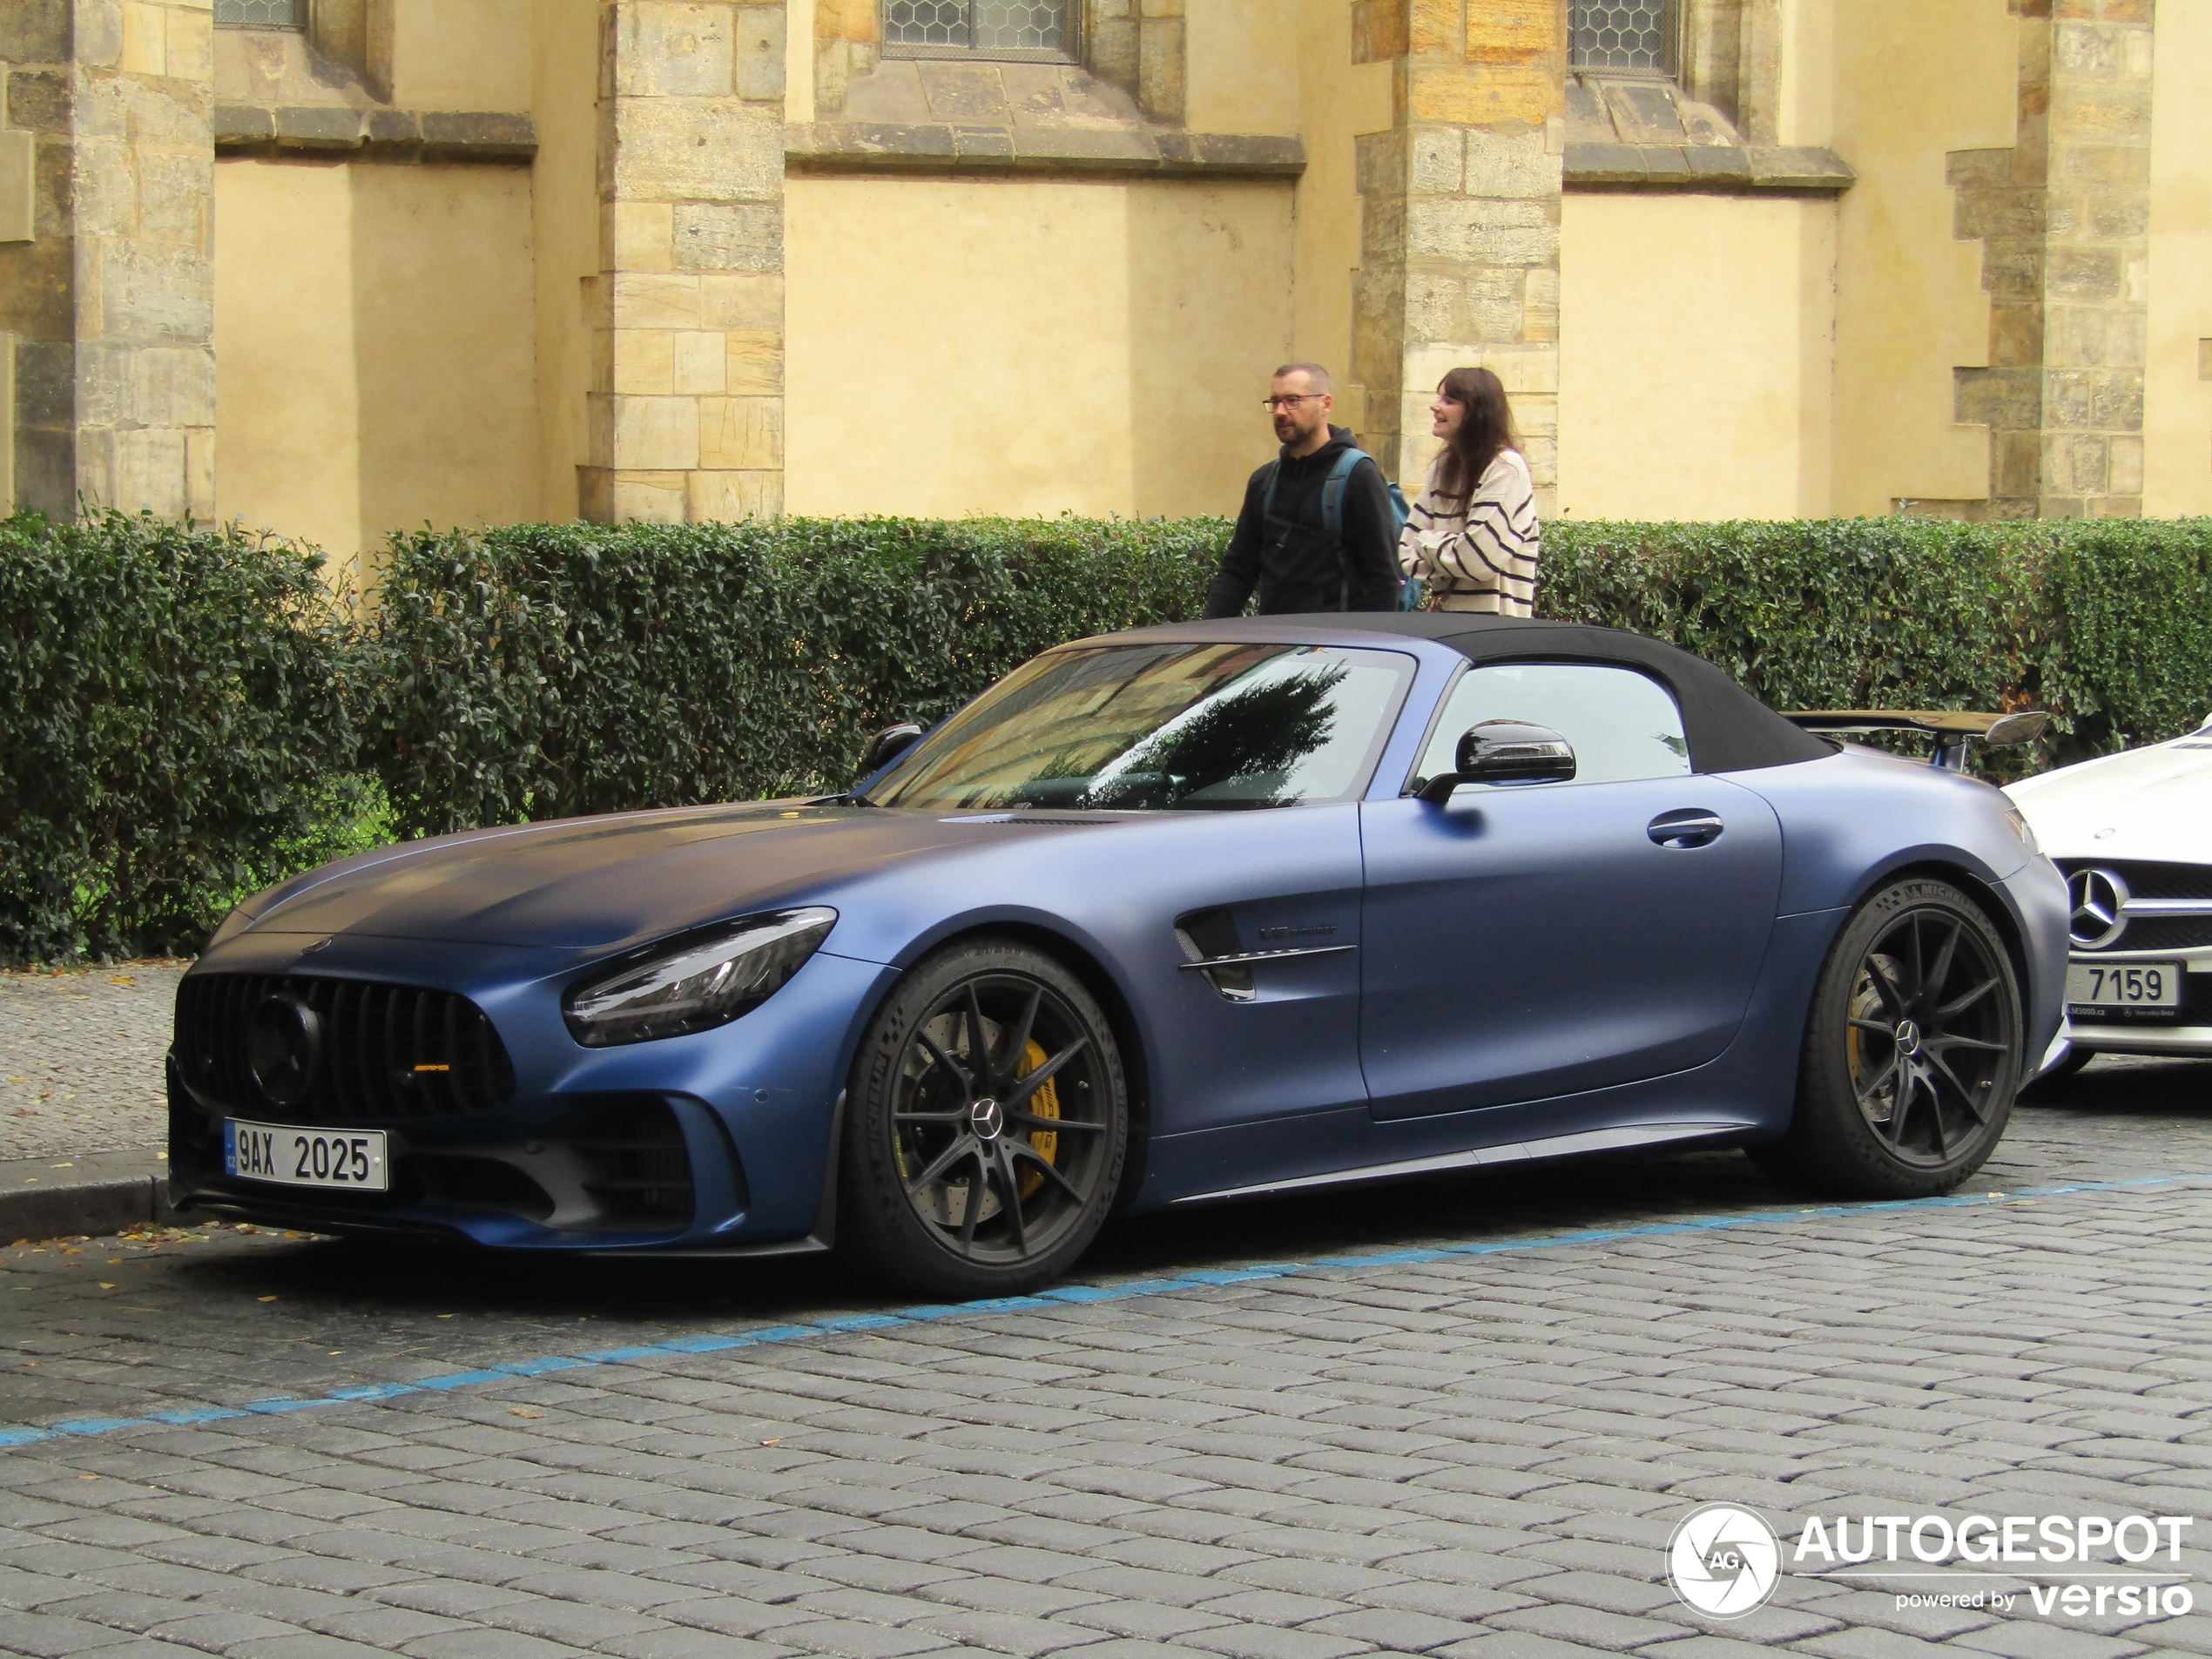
[882, 0, 1070, 58]
[1569, 0, 1677, 77]
[214, 0, 304, 26]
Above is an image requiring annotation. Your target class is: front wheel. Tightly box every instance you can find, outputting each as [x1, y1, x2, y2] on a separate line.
[838, 940, 1129, 1298]
[1751, 877, 2021, 1198]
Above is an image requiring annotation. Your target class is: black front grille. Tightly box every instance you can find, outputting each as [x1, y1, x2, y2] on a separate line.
[176, 974, 516, 1122]
[563, 1097, 695, 1224]
[2055, 860, 2212, 953]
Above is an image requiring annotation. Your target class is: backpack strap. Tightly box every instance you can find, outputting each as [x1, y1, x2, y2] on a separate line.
[1319, 448, 1367, 543]
[1260, 460, 1283, 523]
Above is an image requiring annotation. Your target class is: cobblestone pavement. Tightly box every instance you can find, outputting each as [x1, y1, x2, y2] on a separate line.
[0, 968, 187, 1163]
[3, 1061, 2209, 1659]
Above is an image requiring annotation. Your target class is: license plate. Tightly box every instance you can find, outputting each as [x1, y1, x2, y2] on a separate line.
[224, 1120, 388, 1192]
[2066, 961, 2182, 1013]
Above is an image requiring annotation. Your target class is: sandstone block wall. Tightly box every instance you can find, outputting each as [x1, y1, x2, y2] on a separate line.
[73, 0, 217, 521]
[1355, 0, 1561, 509]
[583, 0, 789, 523]
[1952, 0, 2154, 520]
[0, 0, 216, 520]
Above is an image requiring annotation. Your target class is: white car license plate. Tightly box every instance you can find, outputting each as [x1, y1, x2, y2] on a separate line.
[225, 1120, 388, 1192]
[2066, 961, 2182, 1013]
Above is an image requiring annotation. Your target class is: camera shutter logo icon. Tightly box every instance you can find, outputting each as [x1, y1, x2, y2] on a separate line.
[1667, 1503, 1783, 1619]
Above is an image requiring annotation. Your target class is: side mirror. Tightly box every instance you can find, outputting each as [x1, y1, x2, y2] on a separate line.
[860, 723, 924, 777]
[1417, 720, 1576, 803]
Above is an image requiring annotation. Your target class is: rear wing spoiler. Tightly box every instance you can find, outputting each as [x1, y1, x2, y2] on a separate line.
[1779, 709, 2048, 772]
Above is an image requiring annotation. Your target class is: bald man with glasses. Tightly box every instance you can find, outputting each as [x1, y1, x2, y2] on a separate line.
[1203, 363, 1405, 619]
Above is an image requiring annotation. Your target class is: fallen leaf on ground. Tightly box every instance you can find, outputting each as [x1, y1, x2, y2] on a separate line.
[509, 1407, 545, 1420]
[258, 1295, 279, 1303]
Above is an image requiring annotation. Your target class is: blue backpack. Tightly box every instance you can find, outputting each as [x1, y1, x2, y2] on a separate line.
[1264, 448, 1420, 611]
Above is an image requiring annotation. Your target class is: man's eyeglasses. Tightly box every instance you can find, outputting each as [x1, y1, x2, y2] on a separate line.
[1262, 394, 1326, 411]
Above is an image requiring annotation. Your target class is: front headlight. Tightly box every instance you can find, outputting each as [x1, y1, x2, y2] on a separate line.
[2003, 806, 2040, 855]
[563, 907, 837, 1048]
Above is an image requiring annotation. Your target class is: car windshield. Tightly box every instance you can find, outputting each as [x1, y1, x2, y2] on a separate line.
[867, 643, 1413, 813]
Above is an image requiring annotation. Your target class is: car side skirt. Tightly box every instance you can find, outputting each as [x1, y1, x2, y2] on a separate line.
[1170, 1119, 1761, 1206]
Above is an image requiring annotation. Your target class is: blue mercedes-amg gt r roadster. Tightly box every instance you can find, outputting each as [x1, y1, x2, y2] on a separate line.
[171, 615, 2070, 1295]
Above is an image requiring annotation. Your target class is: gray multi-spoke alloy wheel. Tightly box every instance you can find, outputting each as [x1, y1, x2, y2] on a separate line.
[840, 939, 1129, 1297]
[1752, 877, 2022, 1198]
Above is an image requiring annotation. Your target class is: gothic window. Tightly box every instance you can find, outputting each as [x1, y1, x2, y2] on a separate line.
[881, 0, 1072, 58]
[1568, 0, 1678, 78]
[213, 0, 303, 25]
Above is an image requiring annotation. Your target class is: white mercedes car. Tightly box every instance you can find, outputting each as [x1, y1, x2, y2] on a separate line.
[2006, 715, 2212, 1067]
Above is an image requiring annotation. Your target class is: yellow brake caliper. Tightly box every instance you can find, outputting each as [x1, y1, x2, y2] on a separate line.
[1015, 1039, 1061, 1197]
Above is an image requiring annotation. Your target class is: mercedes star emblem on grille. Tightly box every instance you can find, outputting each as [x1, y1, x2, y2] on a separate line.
[246, 994, 325, 1109]
[2067, 867, 2130, 950]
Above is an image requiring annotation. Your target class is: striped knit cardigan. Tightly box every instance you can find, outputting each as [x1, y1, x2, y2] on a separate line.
[1397, 448, 1541, 617]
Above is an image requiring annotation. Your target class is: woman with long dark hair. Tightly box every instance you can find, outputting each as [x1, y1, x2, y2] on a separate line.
[1399, 366, 1540, 616]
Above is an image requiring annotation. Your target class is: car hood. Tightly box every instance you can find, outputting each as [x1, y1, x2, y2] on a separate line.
[2006, 733, 2212, 864]
[226, 802, 1052, 951]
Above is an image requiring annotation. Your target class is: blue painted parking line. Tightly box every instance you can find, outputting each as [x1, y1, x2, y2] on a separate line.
[0, 1171, 2197, 1452]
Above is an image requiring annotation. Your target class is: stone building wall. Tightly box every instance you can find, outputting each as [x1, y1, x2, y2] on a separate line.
[1952, 0, 2155, 521]
[1354, 0, 1562, 512]
[71, 0, 217, 522]
[0, 0, 215, 523]
[2, 2, 84, 517]
[583, 0, 789, 525]
[2, 0, 2201, 533]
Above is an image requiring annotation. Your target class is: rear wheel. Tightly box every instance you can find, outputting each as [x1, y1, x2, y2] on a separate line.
[1751, 878, 2021, 1198]
[839, 940, 1128, 1298]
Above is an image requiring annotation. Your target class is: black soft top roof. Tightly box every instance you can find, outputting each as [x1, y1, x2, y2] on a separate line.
[1119, 613, 1834, 776]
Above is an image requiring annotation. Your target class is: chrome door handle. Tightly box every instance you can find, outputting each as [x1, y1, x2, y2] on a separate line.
[1649, 810, 1724, 849]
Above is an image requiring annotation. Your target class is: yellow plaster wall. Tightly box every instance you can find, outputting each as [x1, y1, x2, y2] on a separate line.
[214, 164, 361, 563]
[1184, 0, 1300, 138]
[1825, 0, 2017, 513]
[214, 158, 539, 563]
[532, 0, 600, 524]
[1288, 0, 1391, 435]
[2144, 3, 2212, 516]
[1557, 192, 1835, 521]
[784, 176, 1293, 517]
[391, 0, 536, 111]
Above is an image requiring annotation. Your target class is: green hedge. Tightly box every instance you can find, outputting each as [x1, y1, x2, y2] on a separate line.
[6, 508, 2211, 965]
[0, 511, 364, 964]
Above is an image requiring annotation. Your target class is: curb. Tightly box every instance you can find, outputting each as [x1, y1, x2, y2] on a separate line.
[0, 1150, 173, 1242]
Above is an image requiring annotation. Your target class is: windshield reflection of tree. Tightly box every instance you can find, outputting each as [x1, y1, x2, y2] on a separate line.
[1076, 664, 1347, 808]
[877, 645, 1352, 812]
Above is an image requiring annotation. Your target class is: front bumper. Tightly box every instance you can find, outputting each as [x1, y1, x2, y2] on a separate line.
[165, 934, 893, 1251]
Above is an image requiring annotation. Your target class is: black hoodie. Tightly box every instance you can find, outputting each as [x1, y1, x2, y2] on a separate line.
[1203, 426, 1403, 618]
